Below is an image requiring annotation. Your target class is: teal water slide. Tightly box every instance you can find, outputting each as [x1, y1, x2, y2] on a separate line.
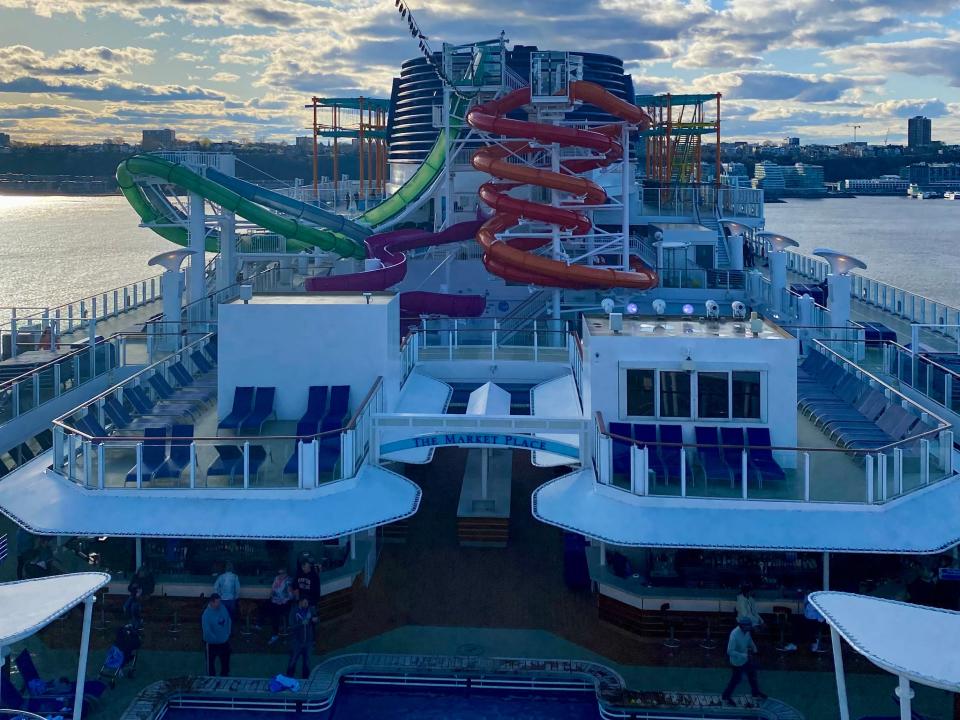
[116, 155, 367, 259]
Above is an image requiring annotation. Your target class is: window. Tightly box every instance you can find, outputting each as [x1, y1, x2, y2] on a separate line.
[698, 372, 729, 419]
[732, 371, 762, 419]
[626, 369, 655, 416]
[659, 371, 691, 418]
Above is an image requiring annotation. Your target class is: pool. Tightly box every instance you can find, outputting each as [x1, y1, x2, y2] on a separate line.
[162, 684, 602, 719]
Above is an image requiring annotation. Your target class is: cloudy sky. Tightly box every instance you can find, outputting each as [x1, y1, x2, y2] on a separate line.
[0, 0, 958, 145]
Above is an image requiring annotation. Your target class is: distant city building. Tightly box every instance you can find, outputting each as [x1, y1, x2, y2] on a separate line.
[295, 136, 314, 153]
[720, 161, 750, 187]
[784, 137, 800, 146]
[0, 132, 10, 147]
[907, 116, 932, 149]
[842, 176, 910, 194]
[753, 161, 825, 195]
[899, 162, 960, 187]
[141, 129, 177, 151]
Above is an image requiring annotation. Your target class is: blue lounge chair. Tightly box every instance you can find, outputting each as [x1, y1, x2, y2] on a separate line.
[720, 426, 746, 482]
[207, 444, 243, 481]
[323, 385, 350, 426]
[103, 395, 133, 428]
[284, 420, 318, 475]
[317, 434, 341, 476]
[300, 385, 329, 425]
[125, 386, 194, 419]
[1, 674, 77, 717]
[190, 350, 215, 375]
[148, 373, 209, 405]
[15, 648, 107, 701]
[608, 422, 633, 482]
[218, 386, 254, 431]
[659, 424, 684, 483]
[633, 424, 668, 484]
[746, 427, 786, 484]
[204, 343, 218, 363]
[239, 386, 276, 434]
[170, 361, 215, 388]
[125, 426, 168, 484]
[695, 426, 732, 486]
[154, 424, 194, 481]
[79, 412, 110, 439]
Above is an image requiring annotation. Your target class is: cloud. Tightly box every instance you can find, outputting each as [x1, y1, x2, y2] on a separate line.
[0, 45, 155, 77]
[692, 70, 880, 102]
[0, 76, 225, 102]
[825, 36, 960, 87]
[209, 72, 240, 83]
[867, 98, 949, 118]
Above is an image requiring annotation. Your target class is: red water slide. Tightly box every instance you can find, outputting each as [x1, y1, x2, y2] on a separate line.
[467, 81, 659, 290]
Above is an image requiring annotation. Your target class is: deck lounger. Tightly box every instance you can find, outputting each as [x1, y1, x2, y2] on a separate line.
[218, 386, 254, 431]
[317, 434, 341, 475]
[127, 385, 196, 419]
[239, 387, 276, 434]
[633, 424, 667, 484]
[80, 412, 110, 439]
[124, 426, 168, 484]
[323, 385, 350, 426]
[695, 426, 732, 486]
[1, 675, 77, 717]
[826, 404, 900, 443]
[817, 391, 889, 430]
[204, 343, 218, 363]
[190, 350, 215, 375]
[299, 385, 329, 426]
[149, 373, 209, 405]
[154, 424, 194, 481]
[15, 648, 107, 700]
[207, 444, 244, 481]
[746, 427, 786, 484]
[608, 422, 633, 480]
[103, 395, 133, 428]
[720, 427, 746, 481]
[659, 425, 684, 483]
[170, 361, 216, 389]
[284, 420, 318, 475]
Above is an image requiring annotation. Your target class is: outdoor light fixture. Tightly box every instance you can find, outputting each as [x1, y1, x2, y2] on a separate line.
[757, 231, 799, 253]
[625, 302, 639, 315]
[814, 248, 868, 276]
[239, 285, 253, 304]
[682, 303, 695, 315]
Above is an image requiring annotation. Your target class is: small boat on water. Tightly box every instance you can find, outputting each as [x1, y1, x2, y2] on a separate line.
[944, 191, 960, 200]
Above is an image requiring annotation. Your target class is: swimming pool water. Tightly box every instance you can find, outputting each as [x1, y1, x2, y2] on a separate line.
[161, 685, 602, 719]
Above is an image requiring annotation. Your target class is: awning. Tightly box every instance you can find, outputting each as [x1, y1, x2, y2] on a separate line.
[809, 591, 960, 692]
[0, 454, 420, 540]
[0, 573, 110, 647]
[533, 470, 960, 553]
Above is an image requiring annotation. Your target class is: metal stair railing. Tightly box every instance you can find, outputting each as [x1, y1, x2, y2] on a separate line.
[497, 290, 552, 345]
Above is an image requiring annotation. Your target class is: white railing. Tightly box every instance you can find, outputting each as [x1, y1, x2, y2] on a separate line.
[0, 274, 163, 358]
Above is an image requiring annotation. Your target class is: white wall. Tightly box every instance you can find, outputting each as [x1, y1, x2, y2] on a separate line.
[218, 295, 401, 421]
[581, 319, 798, 452]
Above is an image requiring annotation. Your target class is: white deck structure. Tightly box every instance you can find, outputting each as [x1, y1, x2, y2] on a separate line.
[809, 591, 960, 720]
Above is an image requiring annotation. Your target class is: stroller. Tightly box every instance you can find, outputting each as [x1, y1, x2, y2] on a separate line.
[98, 623, 141, 687]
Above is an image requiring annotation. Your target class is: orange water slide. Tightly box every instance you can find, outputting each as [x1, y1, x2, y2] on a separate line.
[467, 81, 659, 290]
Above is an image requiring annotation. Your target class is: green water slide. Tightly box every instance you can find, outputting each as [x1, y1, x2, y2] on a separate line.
[117, 155, 366, 259]
[358, 95, 469, 229]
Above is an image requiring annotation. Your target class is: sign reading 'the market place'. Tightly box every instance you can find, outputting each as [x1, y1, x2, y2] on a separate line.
[379, 432, 580, 459]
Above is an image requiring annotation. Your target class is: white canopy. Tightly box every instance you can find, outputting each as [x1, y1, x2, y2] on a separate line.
[809, 591, 960, 692]
[0, 573, 110, 647]
[533, 470, 960, 553]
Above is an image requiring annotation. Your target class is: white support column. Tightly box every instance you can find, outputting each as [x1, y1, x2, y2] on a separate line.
[770, 250, 787, 312]
[187, 192, 206, 304]
[135, 537, 142, 569]
[823, 551, 830, 590]
[73, 595, 95, 719]
[827, 273, 852, 339]
[599, 540, 606, 566]
[830, 626, 851, 720]
[481, 448, 489, 499]
[896, 676, 914, 720]
[620, 123, 630, 272]
[218, 211, 236, 291]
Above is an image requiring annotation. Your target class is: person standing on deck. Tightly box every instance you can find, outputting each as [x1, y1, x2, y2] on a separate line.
[214, 562, 240, 619]
[736, 584, 764, 629]
[721, 617, 767, 703]
[294, 558, 321, 610]
[286, 596, 318, 679]
[202, 594, 232, 677]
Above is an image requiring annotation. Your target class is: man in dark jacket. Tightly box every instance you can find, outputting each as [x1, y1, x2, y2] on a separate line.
[294, 558, 321, 608]
[286, 596, 317, 679]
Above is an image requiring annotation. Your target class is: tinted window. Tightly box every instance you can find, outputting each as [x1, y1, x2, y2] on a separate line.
[626, 369, 655, 416]
[733, 371, 762, 419]
[698, 372, 729, 419]
[659, 371, 691, 418]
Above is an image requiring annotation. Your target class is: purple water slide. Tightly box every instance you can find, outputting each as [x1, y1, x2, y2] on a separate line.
[304, 219, 485, 292]
[399, 291, 487, 318]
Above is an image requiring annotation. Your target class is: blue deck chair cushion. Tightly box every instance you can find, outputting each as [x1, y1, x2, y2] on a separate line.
[125, 426, 168, 483]
[218, 386, 254, 430]
[154, 424, 194, 480]
[239, 387, 276, 434]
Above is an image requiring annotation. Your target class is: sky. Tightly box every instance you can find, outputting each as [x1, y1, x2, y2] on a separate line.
[0, 0, 958, 145]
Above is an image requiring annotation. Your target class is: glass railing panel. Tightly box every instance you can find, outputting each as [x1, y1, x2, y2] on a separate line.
[16, 380, 34, 415]
[101, 440, 139, 488]
[0, 386, 13, 425]
[806, 449, 868, 503]
[37, 366, 56, 405]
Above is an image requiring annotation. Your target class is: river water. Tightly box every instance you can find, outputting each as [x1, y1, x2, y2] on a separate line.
[0, 193, 958, 310]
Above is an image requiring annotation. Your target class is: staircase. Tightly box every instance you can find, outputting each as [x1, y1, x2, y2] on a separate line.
[697, 212, 730, 269]
[497, 289, 552, 345]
